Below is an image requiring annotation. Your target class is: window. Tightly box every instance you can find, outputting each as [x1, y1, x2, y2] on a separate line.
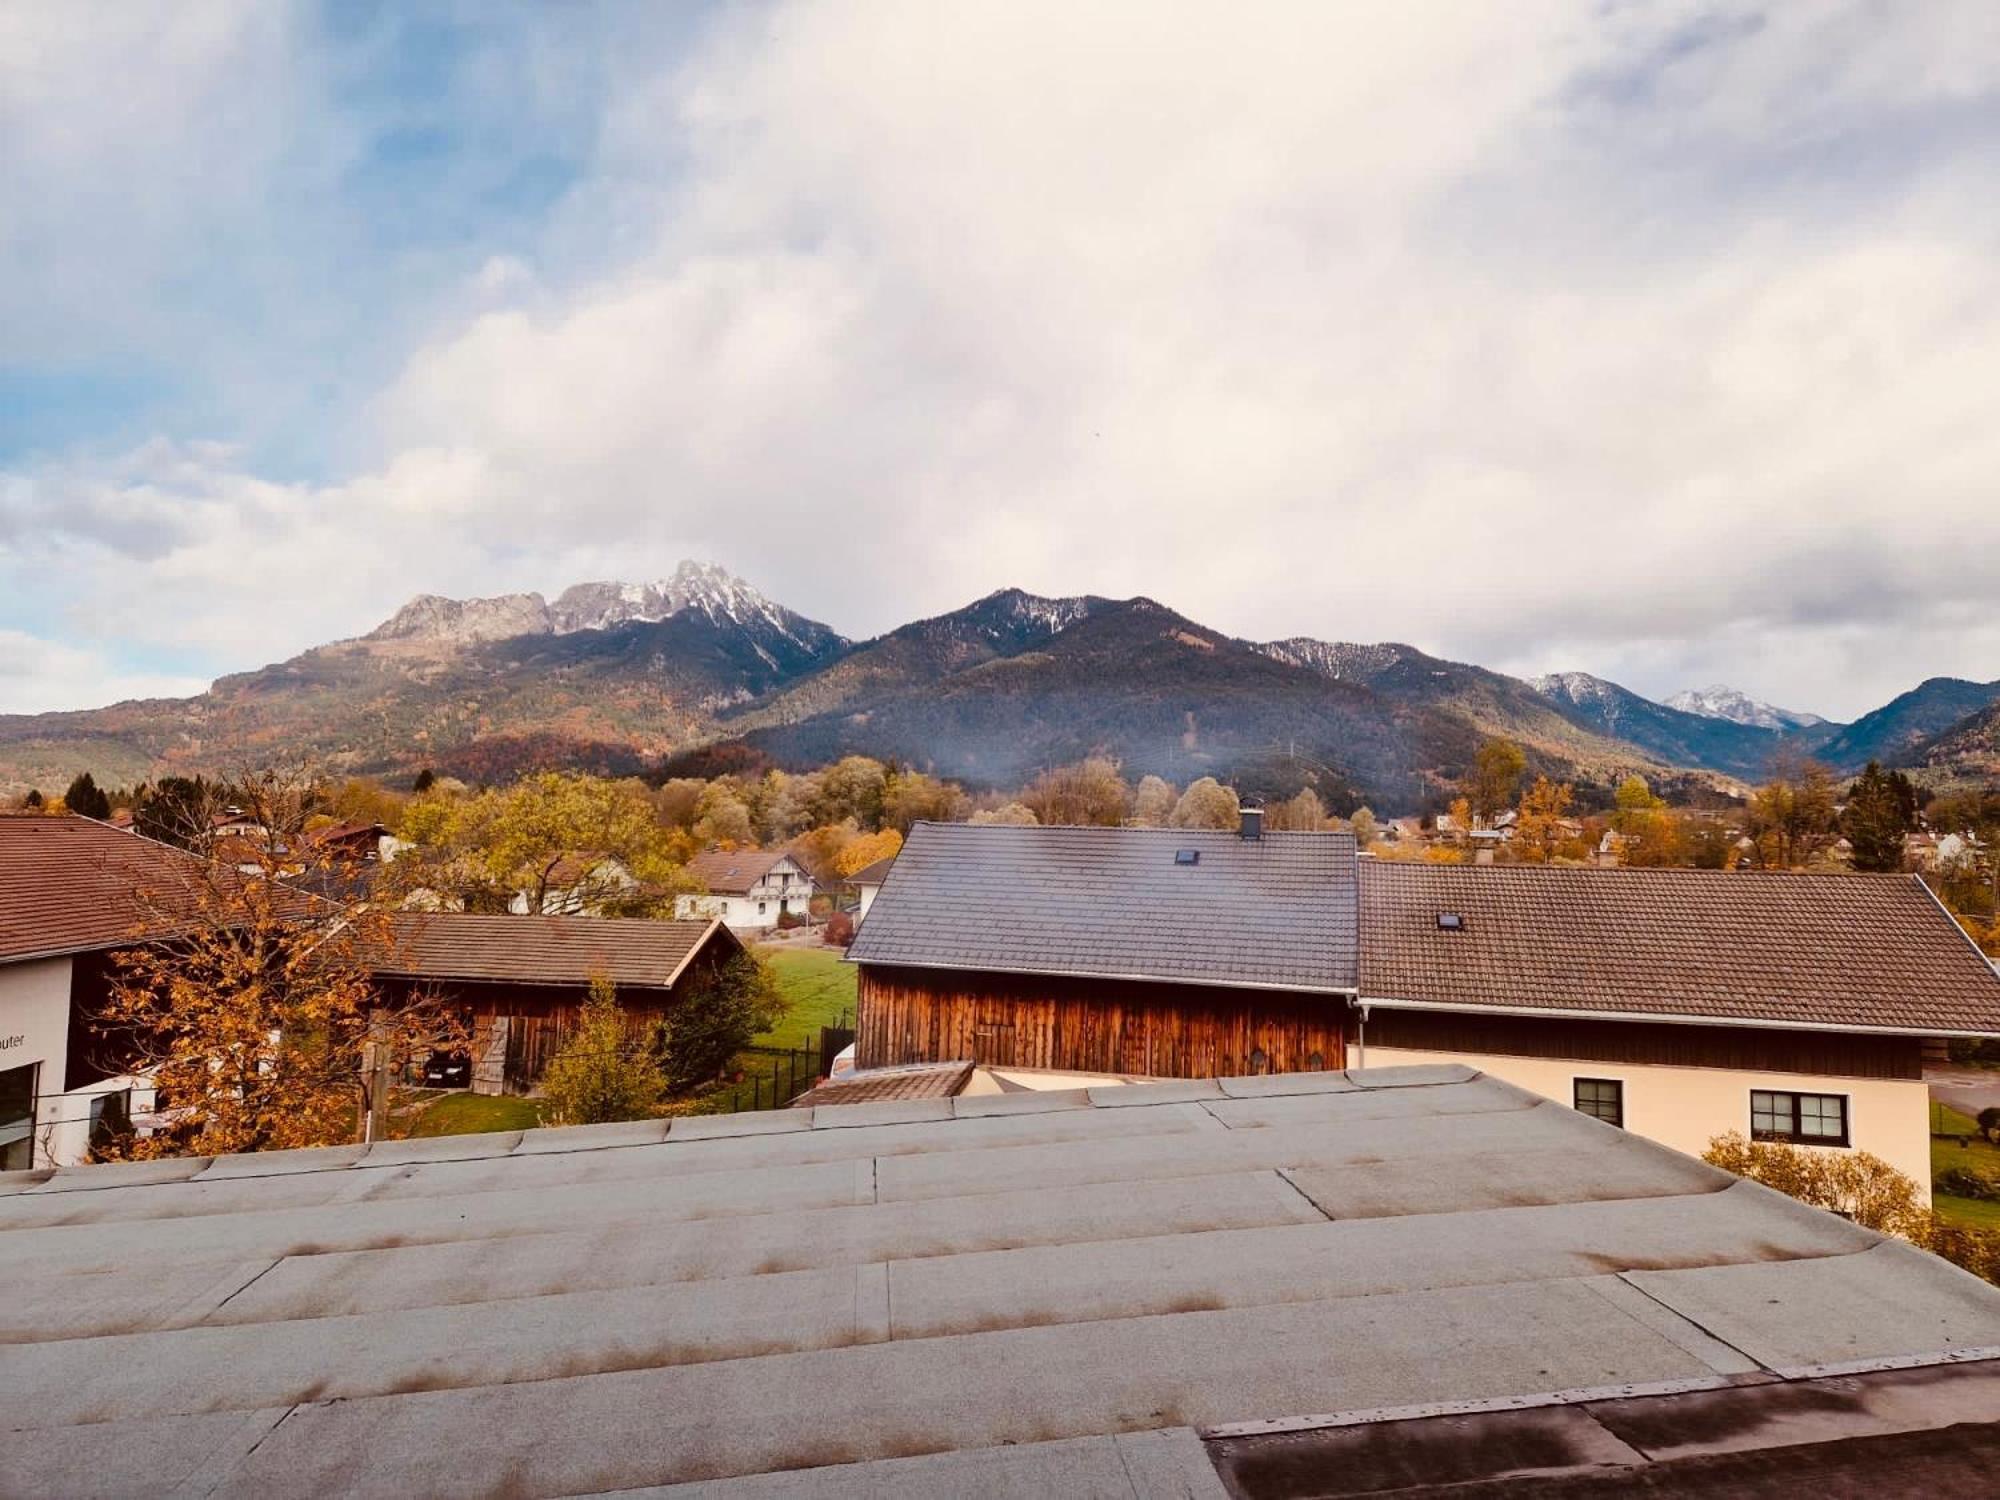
[89, 1089, 133, 1154]
[1751, 1090, 1849, 1146]
[0, 1062, 37, 1172]
[1174, 849, 1200, 866]
[1573, 1077, 1623, 1128]
[1436, 913, 1465, 931]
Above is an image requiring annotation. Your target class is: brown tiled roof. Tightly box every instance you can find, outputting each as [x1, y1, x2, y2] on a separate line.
[378, 913, 740, 990]
[1358, 860, 2000, 1035]
[303, 821, 387, 848]
[684, 848, 795, 895]
[0, 815, 207, 964]
[790, 1060, 974, 1108]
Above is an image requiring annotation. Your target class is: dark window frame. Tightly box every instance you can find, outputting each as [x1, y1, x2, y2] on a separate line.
[1573, 1076, 1624, 1128]
[1, 1059, 40, 1172]
[1749, 1089, 1850, 1147]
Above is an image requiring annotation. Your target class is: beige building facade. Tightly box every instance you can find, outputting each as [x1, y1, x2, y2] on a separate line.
[1362, 1038, 1933, 1197]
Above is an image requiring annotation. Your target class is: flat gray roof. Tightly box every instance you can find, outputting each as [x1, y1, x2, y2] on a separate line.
[848, 821, 1360, 993]
[4, 1068, 2000, 1495]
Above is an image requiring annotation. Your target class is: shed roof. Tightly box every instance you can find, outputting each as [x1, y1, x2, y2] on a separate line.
[685, 847, 798, 895]
[0, 814, 206, 964]
[847, 821, 1360, 993]
[1358, 860, 2000, 1036]
[5, 1066, 2000, 1494]
[377, 913, 738, 990]
[789, 1060, 974, 1108]
[845, 854, 897, 887]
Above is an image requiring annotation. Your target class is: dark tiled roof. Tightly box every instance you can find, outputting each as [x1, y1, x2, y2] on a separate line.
[684, 848, 796, 895]
[1358, 860, 2000, 1035]
[847, 822, 1359, 992]
[0, 815, 206, 964]
[790, 1061, 974, 1108]
[846, 855, 897, 887]
[379, 914, 739, 990]
[11, 1068, 2000, 1493]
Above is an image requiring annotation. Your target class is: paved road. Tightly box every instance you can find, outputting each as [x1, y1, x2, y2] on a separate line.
[1929, 1067, 2000, 1128]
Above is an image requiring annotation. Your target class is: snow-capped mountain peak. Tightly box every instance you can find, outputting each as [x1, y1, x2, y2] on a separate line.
[368, 562, 847, 655]
[1665, 684, 1824, 730]
[552, 562, 799, 637]
[1528, 670, 1622, 707]
[1258, 639, 1408, 681]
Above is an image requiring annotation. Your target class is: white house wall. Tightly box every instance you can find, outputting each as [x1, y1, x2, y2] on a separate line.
[675, 884, 812, 931]
[0, 958, 161, 1170]
[0, 957, 71, 1170]
[1362, 1043, 1934, 1201]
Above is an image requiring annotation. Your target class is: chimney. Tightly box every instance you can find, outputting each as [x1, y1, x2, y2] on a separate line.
[1239, 806, 1264, 841]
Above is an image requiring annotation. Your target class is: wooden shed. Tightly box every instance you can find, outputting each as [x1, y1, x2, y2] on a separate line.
[372, 913, 744, 1090]
[847, 815, 1356, 1079]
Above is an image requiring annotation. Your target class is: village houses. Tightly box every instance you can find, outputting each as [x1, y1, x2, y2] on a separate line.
[675, 847, 815, 931]
[850, 811, 2000, 1192]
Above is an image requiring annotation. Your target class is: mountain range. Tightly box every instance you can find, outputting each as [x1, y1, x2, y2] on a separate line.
[3, 560, 1996, 811]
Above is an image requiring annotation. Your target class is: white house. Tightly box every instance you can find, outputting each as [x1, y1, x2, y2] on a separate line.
[506, 852, 639, 915]
[846, 853, 896, 924]
[0, 816, 180, 1170]
[675, 849, 814, 931]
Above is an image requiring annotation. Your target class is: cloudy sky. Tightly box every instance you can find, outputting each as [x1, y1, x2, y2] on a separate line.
[4, 2, 1999, 720]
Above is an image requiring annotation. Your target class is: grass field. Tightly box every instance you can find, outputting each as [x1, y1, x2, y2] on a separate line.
[404, 1093, 544, 1137]
[1931, 1101, 2000, 1229]
[752, 944, 858, 1049]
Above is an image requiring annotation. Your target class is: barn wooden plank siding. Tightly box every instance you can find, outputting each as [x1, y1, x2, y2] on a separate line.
[856, 965, 1347, 1078]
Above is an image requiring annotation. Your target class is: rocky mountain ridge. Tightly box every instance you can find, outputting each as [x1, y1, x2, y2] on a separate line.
[3, 566, 1997, 807]
[1665, 684, 1825, 731]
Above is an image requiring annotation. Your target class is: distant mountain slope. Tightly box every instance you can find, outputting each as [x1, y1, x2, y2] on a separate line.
[1821, 677, 2000, 770]
[1914, 697, 2000, 780]
[738, 598, 1475, 805]
[3, 566, 1992, 808]
[1258, 641, 1674, 783]
[721, 588, 1105, 733]
[1665, 684, 1825, 730]
[1527, 671, 1814, 780]
[0, 563, 849, 788]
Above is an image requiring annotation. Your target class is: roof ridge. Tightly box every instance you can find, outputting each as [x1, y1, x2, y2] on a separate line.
[1365, 860, 1916, 883]
[916, 828, 1360, 840]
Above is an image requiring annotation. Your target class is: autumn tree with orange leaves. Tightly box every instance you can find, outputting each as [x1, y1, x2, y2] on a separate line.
[94, 768, 465, 1159]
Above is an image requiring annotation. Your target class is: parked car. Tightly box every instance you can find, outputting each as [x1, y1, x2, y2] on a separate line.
[422, 1050, 471, 1088]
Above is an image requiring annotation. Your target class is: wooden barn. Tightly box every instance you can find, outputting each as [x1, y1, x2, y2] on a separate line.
[372, 913, 744, 1091]
[846, 813, 1357, 1079]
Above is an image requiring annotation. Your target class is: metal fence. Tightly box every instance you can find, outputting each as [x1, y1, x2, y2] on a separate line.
[715, 1038, 824, 1113]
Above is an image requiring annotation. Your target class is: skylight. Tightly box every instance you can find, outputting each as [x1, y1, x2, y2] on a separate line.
[1437, 913, 1465, 931]
[1174, 849, 1200, 865]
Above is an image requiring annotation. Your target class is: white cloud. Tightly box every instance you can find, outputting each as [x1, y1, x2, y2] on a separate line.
[0, 629, 208, 714]
[7, 1, 2000, 719]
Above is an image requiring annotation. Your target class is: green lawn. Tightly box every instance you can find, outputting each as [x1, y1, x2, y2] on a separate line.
[404, 1093, 544, 1137]
[1937, 1193, 2000, 1230]
[752, 945, 858, 1049]
[1931, 1103, 2000, 1229]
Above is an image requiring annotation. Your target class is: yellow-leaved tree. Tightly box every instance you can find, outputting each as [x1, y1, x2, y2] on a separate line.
[1513, 776, 1574, 863]
[832, 828, 903, 878]
[398, 772, 690, 916]
[539, 972, 667, 1126]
